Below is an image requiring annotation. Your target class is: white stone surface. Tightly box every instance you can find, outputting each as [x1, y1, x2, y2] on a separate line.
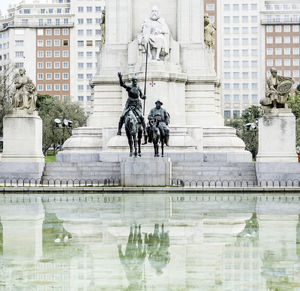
[121, 157, 171, 186]
[2, 110, 44, 163]
[257, 112, 298, 162]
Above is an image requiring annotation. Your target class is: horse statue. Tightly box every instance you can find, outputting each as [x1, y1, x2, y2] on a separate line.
[125, 107, 143, 157]
[147, 116, 166, 157]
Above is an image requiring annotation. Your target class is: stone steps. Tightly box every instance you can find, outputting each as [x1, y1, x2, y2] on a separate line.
[42, 162, 121, 181]
[172, 162, 257, 183]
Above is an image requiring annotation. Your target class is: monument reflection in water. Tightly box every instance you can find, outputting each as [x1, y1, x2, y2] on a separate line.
[1, 193, 300, 290]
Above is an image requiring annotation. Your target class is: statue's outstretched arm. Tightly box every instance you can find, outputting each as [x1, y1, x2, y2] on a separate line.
[118, 72, 129, 89]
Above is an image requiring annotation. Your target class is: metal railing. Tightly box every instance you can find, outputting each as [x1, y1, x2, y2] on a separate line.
[171, 179, 300, 188]
[0, 177, 121, 187]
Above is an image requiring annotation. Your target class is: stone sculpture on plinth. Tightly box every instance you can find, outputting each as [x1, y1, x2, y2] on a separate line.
[12, 68, 37, 114]
[0, 68, 44, 179]
[256, 67, 299, 178]
[260, 67, 294, 111]
[138, 6, 170, 61]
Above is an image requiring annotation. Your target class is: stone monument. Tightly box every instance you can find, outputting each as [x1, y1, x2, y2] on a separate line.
[0, 68, 44, 179]
[58, 0, 251, 165]
[256, 68, 299, 181]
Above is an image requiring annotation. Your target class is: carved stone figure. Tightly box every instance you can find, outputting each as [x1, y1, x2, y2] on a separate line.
[100, 9, 105, 48]
[147, 100, 170, 151]
[204, 14, 216, 49]
[138, 6, 170, 61]
[12, 68, 37, 113]
[260, 67, 294, 110]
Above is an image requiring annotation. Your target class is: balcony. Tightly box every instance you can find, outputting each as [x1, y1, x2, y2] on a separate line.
[1, 21, 74, 31]
[261, 17, 300, 24]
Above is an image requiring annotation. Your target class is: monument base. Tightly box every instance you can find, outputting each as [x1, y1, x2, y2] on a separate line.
[0, 110, 44, 179]
[256, 111, 298, 163]
[121, 157, 172, 186]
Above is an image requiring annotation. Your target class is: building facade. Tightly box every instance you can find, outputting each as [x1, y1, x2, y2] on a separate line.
[261, 1, 300, 89]
[0, 0, 104, 114]
[218, 0, 262, 120]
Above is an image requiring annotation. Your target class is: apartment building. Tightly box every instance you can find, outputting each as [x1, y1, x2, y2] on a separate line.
[0, 0, 105, 114]
[261, 1, 300, 88]
[219, 0, 262, 120]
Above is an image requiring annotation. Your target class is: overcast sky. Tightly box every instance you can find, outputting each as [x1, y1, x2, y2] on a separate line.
[0, 0, 20, 16]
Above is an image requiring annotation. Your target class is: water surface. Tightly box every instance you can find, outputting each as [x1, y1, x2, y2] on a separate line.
[0, 193, 300, 290]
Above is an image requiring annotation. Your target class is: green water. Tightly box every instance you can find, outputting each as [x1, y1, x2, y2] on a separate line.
[0, 193, 300, 290]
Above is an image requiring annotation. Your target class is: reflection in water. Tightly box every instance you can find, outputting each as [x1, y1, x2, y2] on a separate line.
[1, 194, 300, 290]
[118, 225, 147, 290]
[146, 223, 170, 275]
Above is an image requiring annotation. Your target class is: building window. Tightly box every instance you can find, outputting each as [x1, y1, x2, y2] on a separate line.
[62, 62, 69, 68]
[252, 72, 258, 79]
[37, 28, 43, 35]
[266, 26, 273, 32]
[293, 36, 299, 44]
[275, 59, 282, 66]
[87, 29, 93, 36]
[224, 72, 230, 79]
[224, 16, 230, 23]
[37, 62, 44, 69]
[63, 84, 69, 91]
[233, 16, 239, 23]
[46, 62, 52, 69]
[78, 63, 84, 69]
[284, 70, 291, 77]
[284, 36, 291, 44]
[224, 95, 231, 101]
[242, 27, 248, 34]
[63, 73, 69, 80]
[234, 95, 240, 101]
[46, 29, 52, 36]
[233, 4, 239, 11]
[62, 51, 68, 57]
[78, 6, 83, 12]
[54, 39, 60, 46]
[54, 62, 60, 69]
[37, 40, 44, 47]
[54, 73, 60, 80]
[284, 25, 290, 32]
[293, 70, 299, 77]
[275, 25, 282, 32]
[275, 37, 282, 44]
[78, 74, 84, 79]
[233, 83, 240, 89]
[224, 83, 230, 89]
[293, 59, 300, 66]
[78, 19, 84, 24]
[224, 4, 230, 11]
[284, 59, 291, 66]
[284, 48, 291, 55]
[46, 51, 52, 58]
[87, 96, 91, 102]
[243, 94, 249, 101]
[63, 28, 69, 35]
[233, 110, 240, 118]
[87, 18, 92, 24]
[242, 16, 248, 23]
[86, 40, 93, 46]
[78, 41, 84, 47]
[242, 72, 249, 79]
[242, 83, 248, 89]
[293, 48, 300, 55]
[37, 73, 43, 80]
[252, 94, 258, 101]
[96, 29, 101, 36]
[54, 29, 60, 35]
[275, 48, 282, 55]
[46, 73, 52, 80]
[54, 51, 60, 58]
[46, 84, 52, 91]
[87, 74, 92, 79]
[267, 59, 273, 66]
[267, 37, 273, 44]
[46, 40, 52, 46]
[252, 83, 258, 89]
[78, 29, 84, 36]
[87, 6, 92, 12]
[251, 16, 257, 23]
[78, 96, 84, 102]
[78, 52, 84, 57]
[63, 40, 69, 46]
[37, 84, 44, 91]
[293, 25, 299, 32]
[251, 49, 258, 56]
[15, 40, 24, 46]
[86, 63, 93, 68]
[96, 7, 102, 12]
[37, 51, 44, 58]
[23, 9, 31, 14]
[15, 51, 24, 58]
[224, 110, 231, 119]
[54, 84, 60, 91]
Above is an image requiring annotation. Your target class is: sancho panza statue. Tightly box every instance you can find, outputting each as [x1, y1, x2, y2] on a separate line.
[138, 6, 170, 61]
[148, 100, 170, 146]
[260, 67, 294, 110]
[12, 68, 37, 113]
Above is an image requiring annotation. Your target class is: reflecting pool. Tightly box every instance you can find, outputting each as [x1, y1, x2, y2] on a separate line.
[1, 193, 300, 290]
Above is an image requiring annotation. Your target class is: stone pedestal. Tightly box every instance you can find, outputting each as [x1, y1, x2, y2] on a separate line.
[0, 110, 44, 178]
[121, 157, 171, 186]
[257, 111, 298, 163]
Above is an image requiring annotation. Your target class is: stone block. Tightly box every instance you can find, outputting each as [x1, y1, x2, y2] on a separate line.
[2, 110, 44, 163]
[121, 157, 172, 186]
[257, 112, 298, 162]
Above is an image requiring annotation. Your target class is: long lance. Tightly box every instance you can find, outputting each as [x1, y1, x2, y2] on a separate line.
[143, 42, 149, 116]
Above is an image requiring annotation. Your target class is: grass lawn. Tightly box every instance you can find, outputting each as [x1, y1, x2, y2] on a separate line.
[45, 155, 56, 163]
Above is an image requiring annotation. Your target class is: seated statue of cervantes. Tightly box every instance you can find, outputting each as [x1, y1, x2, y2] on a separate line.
[138, 6, 170, 61]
